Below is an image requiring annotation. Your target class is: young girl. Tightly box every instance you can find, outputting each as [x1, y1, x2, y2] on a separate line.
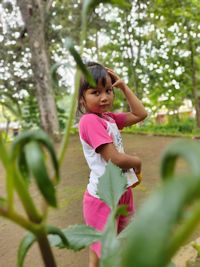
[78, 62, 147, 267]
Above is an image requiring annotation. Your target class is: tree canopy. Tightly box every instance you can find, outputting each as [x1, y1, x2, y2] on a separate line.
[0, 0, 199, 132]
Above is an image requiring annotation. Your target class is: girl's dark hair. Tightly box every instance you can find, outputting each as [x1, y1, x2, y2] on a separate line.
[77, 62, 112, 114]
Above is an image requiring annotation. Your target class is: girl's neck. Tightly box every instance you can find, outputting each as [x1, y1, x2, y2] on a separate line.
[86, 111, 104, 118]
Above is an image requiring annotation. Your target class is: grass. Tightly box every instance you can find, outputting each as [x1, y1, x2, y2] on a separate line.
[123, 118, 200, 138]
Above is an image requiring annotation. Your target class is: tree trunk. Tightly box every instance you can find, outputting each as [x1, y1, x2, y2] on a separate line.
[17, 0, 60, 141]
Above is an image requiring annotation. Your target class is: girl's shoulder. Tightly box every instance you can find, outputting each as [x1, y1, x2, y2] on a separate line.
[79, 112, 126, 129]
[79, 113, 107, 129]
[79, 113, 113, 147]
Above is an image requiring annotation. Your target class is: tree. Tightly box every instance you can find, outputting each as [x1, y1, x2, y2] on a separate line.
[85, 0, 199, 123]
[0, 1, 31, 121]
[16, 0, 60, 140]
[94, 1, 153, 111]
[148, 0, 200, 126]
[2, 0, 199, 130]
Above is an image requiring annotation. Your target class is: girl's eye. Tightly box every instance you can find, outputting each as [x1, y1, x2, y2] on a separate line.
[106, 88, 113, 94]
[92, 90, 100, 96]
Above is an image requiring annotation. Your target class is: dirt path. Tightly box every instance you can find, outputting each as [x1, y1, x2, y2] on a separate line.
[0, 134, 198, 267]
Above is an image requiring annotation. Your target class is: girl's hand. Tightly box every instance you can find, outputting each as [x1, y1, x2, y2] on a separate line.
[106, 66, 148, 126]
[133, 158, 141, 174]
[106, 67, 127, 92]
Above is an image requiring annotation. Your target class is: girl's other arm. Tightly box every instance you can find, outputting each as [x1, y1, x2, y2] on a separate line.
[96, 143, 141, 174]
[120, 84, 148, 126]
[107, 68, 148, 126]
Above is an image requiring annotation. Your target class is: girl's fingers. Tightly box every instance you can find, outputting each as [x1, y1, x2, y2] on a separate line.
[106, 68, 117, 76]
[107, 70, 119, 80]
[112, 80, 120, 88]
[106, 68, 121, 84]
[106, 67, 126, 90]
[108, 71, 117, 82]
[107, 69, 115, 76]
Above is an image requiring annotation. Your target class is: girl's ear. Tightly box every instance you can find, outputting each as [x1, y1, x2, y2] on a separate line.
[80, 97, 86, 113]
[80, 97, 84, 105]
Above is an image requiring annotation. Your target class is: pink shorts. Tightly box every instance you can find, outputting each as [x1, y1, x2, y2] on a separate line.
[83, 187, 135, 258]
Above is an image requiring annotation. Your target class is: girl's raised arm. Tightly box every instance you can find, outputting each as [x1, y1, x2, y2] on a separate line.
[107, 68, 148, 127]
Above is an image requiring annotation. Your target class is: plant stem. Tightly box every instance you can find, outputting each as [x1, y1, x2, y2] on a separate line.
[1, 206, 56, 267]
[58, 70, 80, 167]
[14, 170, 42, 223]
[37, 229, 57, 267]
[58, 6, 85, 167]
[0, 136, 14, 211]
[58, 2, 87, 167]
[6, 170, 14, 212]
[0, 206, 38, 233]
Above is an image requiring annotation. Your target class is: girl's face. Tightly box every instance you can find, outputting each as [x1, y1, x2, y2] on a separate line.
[81, 75, 114, 114]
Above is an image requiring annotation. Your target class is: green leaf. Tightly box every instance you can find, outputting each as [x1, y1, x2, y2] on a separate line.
[49, 224, 101, 251]
[17, 150, 30, 185]
[161, 140, 200, 180]
[120, 176, 200, 267]
[46, 226, 69, 247]
[25, 141, 57, 207]
[97, 162, 128, 266]
[97, 161, 127, 209]
[115, 205, 128, 217]
[64, 37, 96, 87]
[120, 140, 200, 267]
[11, 130, 59, 182]
[17, 233, 36, 267]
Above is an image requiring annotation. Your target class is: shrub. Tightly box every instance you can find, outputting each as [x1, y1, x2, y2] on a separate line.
[124, 118, 199, 137]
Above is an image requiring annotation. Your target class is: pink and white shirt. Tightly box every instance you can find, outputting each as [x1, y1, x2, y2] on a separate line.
[79, 112, 138, 198]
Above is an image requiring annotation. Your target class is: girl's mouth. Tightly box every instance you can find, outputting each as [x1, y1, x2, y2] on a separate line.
[100, 105, 109, 109]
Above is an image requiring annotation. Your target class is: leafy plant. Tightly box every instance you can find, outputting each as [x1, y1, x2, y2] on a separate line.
[49, 139, 200, 267]
[0, 2, 131, 267]
[2, 1, 200, 267]
[124, 118, 200, 137]
[0, 130, 60, 267]
[0, 129, 102, 267]
[118, 139, 200, 267]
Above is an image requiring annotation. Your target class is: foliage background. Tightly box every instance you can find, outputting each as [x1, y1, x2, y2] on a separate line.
[0, 0, 199, 137]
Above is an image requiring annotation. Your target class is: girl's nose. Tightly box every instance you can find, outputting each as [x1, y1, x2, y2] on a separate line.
[100, 93, 108, 102]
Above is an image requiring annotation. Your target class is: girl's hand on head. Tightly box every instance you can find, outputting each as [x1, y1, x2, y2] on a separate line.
[106, 68, 126, 92]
